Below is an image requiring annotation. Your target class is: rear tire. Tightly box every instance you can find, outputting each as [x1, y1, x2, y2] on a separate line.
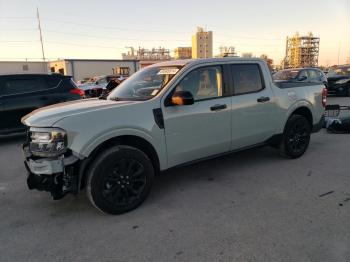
[86, 145, 154, 215]
[279, 115, 311, 158]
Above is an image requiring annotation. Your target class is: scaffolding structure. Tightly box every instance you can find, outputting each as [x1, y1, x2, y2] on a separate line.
[284, 32, 320, 68]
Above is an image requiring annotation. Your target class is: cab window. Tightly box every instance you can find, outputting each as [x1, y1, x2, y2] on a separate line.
[298, 70, 308, 79]
[174, 66, 223, 101]
[231, 64, 264, 94]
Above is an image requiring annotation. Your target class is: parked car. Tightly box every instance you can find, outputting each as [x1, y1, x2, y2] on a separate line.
[22, 58, 326, 214]
[273, 68, 328, 88]
[0, 74, 84, 135]
[79, 75, 126, 98]
[326, 65, 350, 96]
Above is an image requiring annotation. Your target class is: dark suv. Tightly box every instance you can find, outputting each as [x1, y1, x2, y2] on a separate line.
[326, 65, 350, 96]
[0, 74, 84, 135]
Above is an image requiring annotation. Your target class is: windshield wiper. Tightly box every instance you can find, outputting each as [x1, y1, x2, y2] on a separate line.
[108, 96, 121, 101]
[99, 94, 107, 100]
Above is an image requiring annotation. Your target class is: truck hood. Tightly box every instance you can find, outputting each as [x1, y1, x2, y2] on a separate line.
[22, 98, 138, 127]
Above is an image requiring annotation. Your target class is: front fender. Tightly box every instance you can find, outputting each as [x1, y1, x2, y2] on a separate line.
[81, 127, 153, 156]
[74, 127, 167, 171]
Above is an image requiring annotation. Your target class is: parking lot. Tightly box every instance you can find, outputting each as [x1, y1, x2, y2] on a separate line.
[0, 96, 349, 262]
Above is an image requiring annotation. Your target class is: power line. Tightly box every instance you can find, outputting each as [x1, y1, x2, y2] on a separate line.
[0, 16, 347, 44]
[43, 30, 189, 42]
[45, 41, 126, 49]
[0, 28, 37, 31]
[42, 18, 192, 34]
[215, 33, 283, 41]
[41, 18, 289, 41]
[0, 16, 36, 19]
[0, 40, 39, 43]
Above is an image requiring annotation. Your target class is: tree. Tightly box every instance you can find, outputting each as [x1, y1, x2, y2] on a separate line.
[260, 54, 273, 70]
[241, 52, 253, 58]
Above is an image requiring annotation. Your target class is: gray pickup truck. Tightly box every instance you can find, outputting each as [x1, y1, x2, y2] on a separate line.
[22, 58, 326, 214]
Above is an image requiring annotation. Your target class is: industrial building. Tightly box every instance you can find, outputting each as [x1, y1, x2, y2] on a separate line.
[217, 46, 236, 57]
[122, 47, 171, 68]
[174, 47, 192, 59]
[192, 27, 213, 59]
[0, 61, 48, 74]
[284, 32, 320, 68]
[48, 59, 139, 81]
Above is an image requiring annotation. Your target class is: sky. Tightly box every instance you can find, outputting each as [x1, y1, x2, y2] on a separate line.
[0, 0, 349, 66]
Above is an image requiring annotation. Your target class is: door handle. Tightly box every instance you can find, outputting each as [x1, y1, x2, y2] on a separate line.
[210, 104, 227, 111]
[257, 96, 270, 103]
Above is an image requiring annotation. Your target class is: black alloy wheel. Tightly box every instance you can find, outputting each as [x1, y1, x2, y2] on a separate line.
[87, 145, 154, 214]
[280, 115, 311, 158]
[102, 158, 147, 206]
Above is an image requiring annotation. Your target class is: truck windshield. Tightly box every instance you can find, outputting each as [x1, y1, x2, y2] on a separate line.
[327, 66, 350, 77]
[273, 69, 300, 80]
[108, 66, 181, 101]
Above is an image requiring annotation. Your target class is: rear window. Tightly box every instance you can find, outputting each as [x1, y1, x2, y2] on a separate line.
[273, 69, 300, 80]
[231, 64, 264, 95]
[2, 77, 48, 95]
[308, 70, 319, 79]
[69, 78, 78, 88]
[47, 75, 62, 87]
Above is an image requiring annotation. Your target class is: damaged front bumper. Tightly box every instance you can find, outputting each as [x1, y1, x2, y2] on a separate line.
[23, 145, 81, 200]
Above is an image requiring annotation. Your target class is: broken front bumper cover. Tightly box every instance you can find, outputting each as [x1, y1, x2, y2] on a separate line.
[24, 147, 80, 199]
[25, 155, 78, 175]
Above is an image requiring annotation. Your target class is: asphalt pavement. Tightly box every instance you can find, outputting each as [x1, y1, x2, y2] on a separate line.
[0, 96, 349, 262]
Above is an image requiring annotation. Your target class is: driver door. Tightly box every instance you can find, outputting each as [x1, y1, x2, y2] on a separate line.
[162, 65, 232, 168]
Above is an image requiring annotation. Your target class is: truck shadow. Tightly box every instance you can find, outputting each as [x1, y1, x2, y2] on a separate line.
[149, 146, 282, 202]
[27, 146, 283, 216]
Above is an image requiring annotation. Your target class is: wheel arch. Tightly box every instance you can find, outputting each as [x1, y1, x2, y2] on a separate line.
[283, 100, 314, 130]
[268, 104, 314, 148]
[289, 106, 313, 128]
[78, 135, 161, 190]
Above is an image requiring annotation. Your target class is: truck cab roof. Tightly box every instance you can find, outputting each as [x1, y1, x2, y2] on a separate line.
[149, 57, 266, 68]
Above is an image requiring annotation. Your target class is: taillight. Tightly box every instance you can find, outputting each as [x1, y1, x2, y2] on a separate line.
[70, 88, 85, 97]
[322, 88, 327, 108]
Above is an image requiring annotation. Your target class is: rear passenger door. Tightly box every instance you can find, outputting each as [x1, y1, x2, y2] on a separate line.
[1, 75, 53, 129]
[230, 64, 278, 149]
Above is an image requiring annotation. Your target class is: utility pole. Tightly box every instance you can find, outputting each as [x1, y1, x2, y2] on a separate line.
[204, 25, 207, 59]
[37, 8, 46, 66]
[337, 41, 341, 65]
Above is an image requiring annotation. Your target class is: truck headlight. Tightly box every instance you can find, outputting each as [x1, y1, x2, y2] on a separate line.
[29, 127, 67, 157]
[335, 79, 350, 85]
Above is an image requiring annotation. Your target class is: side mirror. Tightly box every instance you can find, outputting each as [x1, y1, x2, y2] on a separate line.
[171, 91, 194, 106]
[298, 76, 307, 81]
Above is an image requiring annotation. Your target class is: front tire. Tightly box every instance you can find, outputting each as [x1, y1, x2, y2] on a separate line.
[86, 145, 154, 214]
[279, 115, 311, 158]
